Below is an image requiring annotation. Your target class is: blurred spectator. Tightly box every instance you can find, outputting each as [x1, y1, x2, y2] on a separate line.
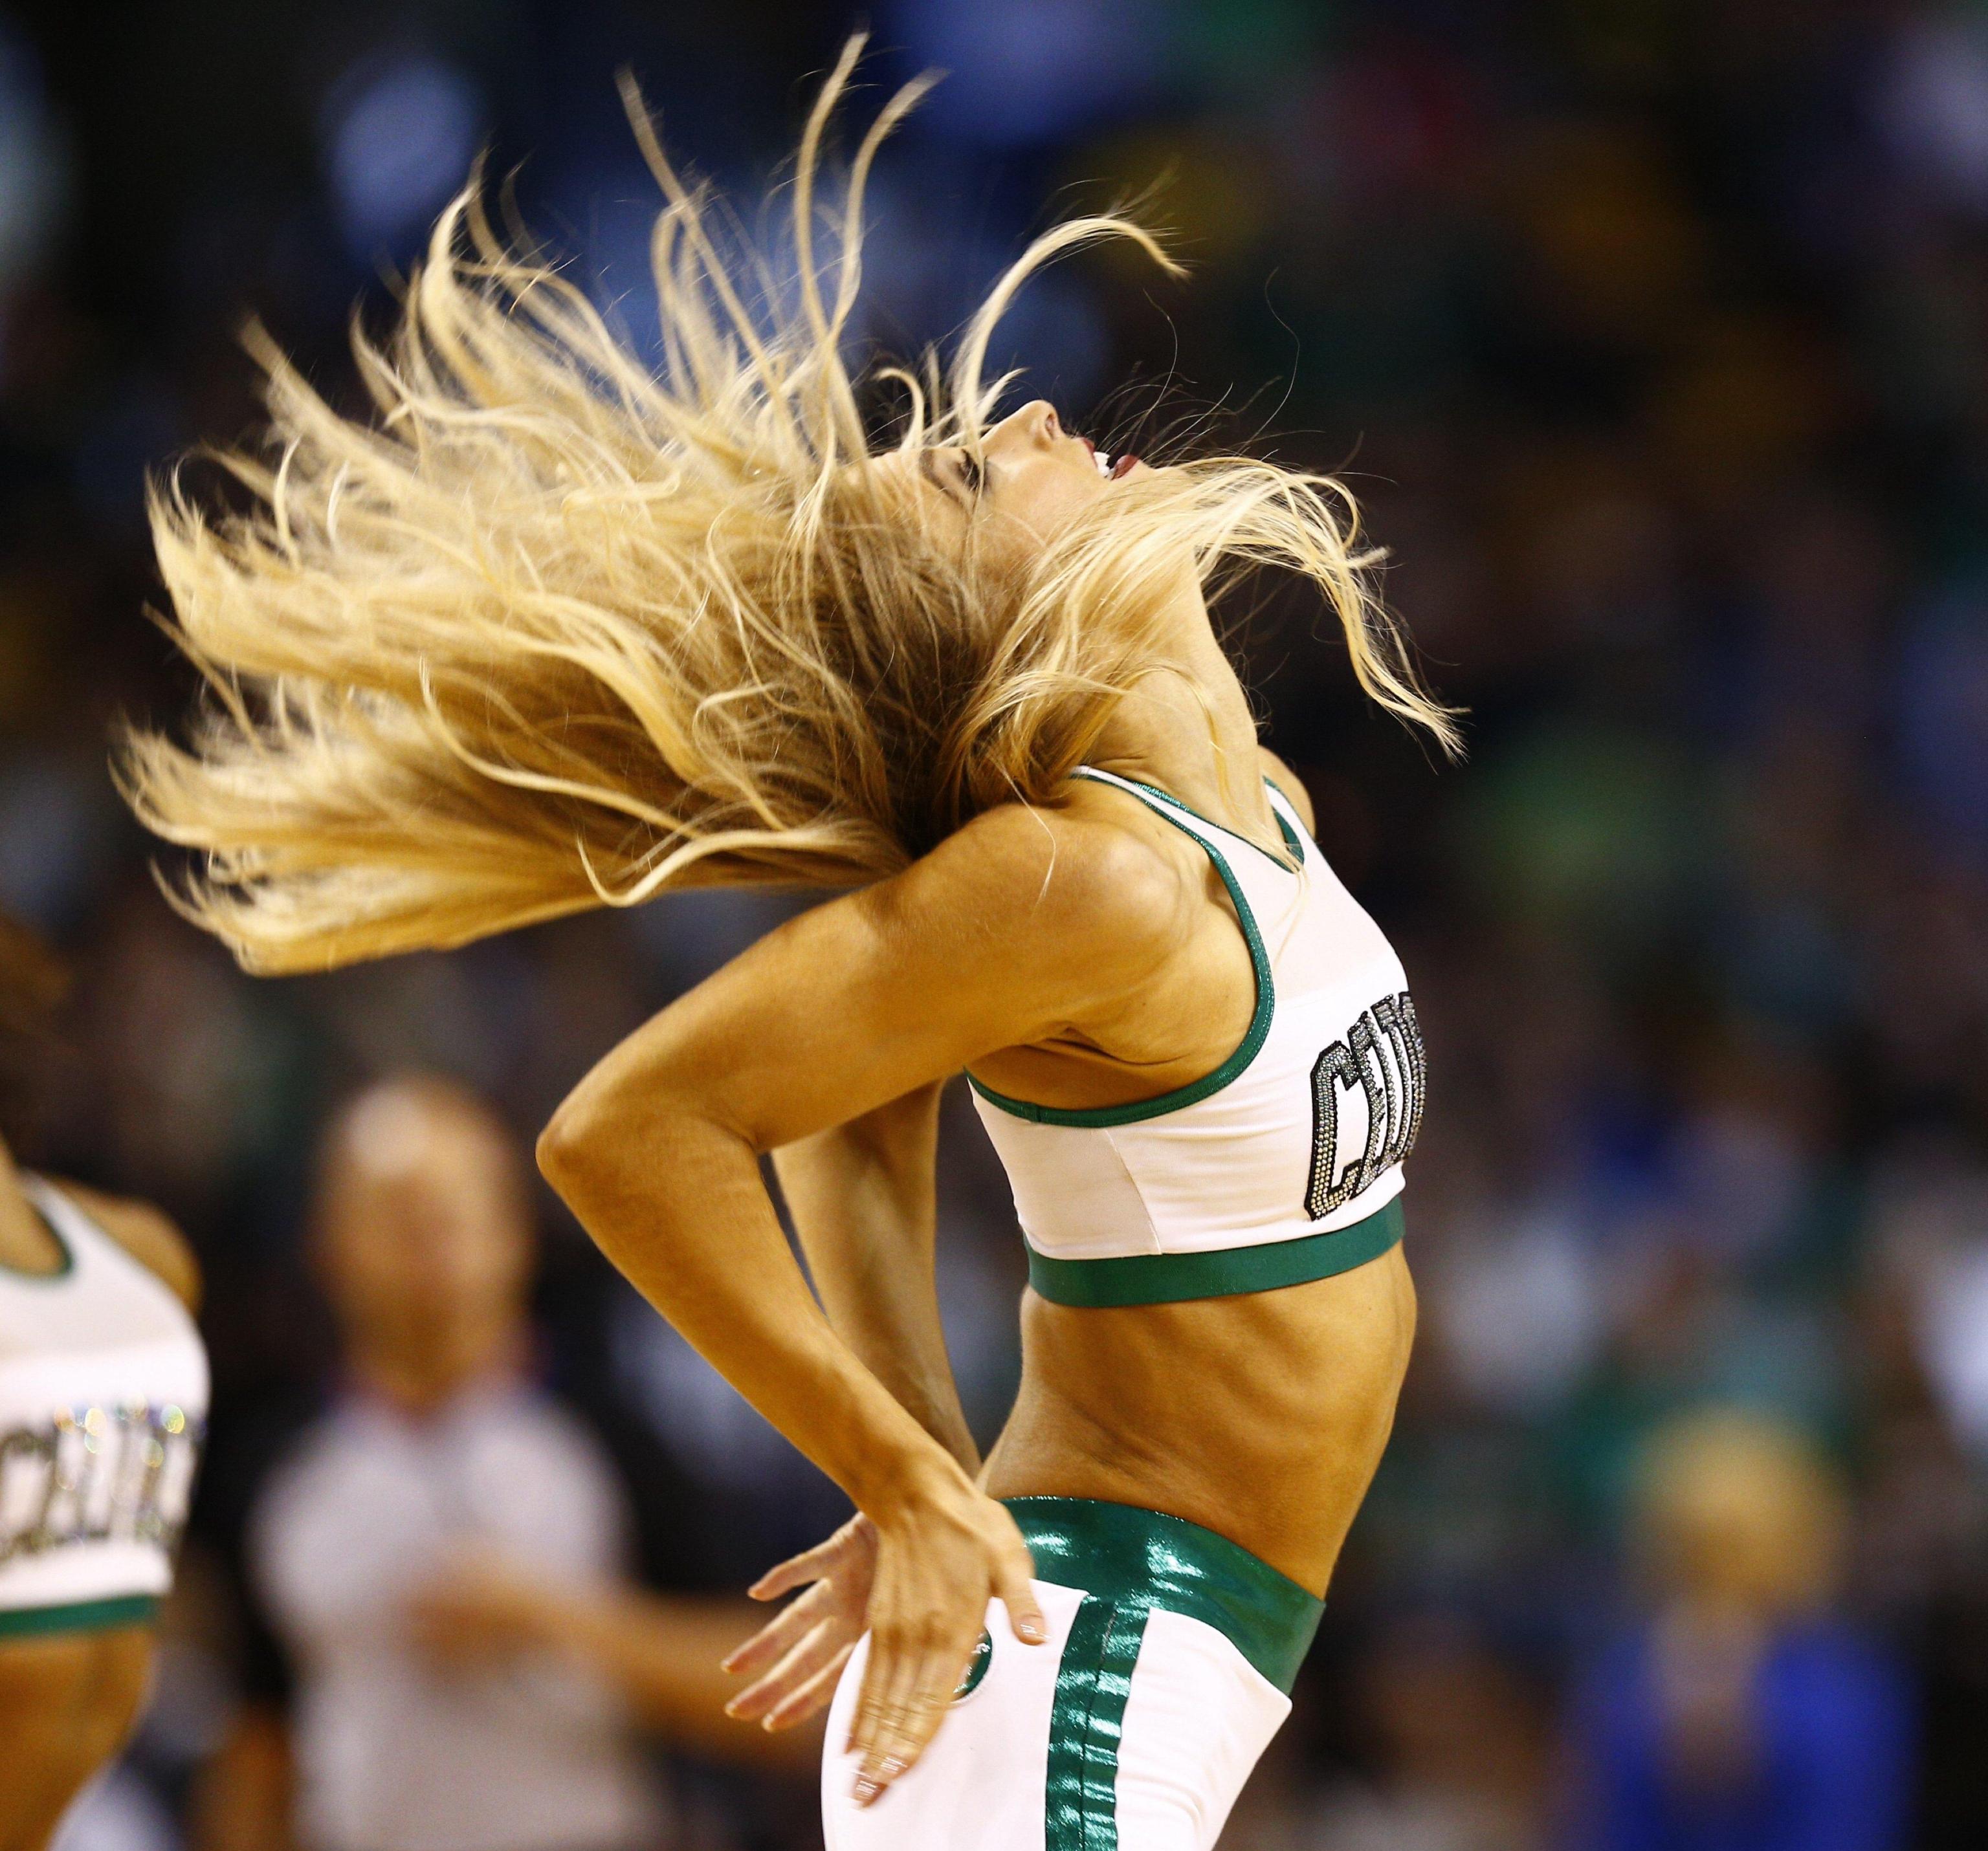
[1563, 1411, 1912, 1851]
[197, 1077, 805, 1851]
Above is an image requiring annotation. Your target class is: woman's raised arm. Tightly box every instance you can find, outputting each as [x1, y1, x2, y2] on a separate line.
[535, 800, 1184, 1804]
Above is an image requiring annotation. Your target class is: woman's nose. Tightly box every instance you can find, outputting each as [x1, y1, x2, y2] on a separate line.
[988, 400, 1061, 454]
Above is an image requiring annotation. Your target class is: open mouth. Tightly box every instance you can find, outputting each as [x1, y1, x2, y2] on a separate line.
[1089, 441, 1141, 480]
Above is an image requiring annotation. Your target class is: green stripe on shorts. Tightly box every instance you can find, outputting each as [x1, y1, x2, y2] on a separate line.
[1045, 1595, 1148, 1850]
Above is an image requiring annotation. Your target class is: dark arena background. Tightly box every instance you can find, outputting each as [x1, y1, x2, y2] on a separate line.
[4, 3, 1988, 1847]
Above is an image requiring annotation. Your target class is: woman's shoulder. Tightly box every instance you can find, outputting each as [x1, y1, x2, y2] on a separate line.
[39, 1179, 201, 1313]
[893, 787, 1202, 973]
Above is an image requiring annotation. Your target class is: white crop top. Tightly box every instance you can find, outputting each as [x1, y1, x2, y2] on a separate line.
[0, 1178, 208, 1634]
[968, 768, 1424, 1306]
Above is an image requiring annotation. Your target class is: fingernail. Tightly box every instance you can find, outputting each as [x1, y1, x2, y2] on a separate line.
[723, 1700, 744, 1717]
[853, 1775, 879, 1806]
[1021, 1618, 1044, 1643]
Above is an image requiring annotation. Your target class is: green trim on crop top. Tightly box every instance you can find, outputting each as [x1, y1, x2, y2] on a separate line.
[967, 769, 1411, 1309]
[1021, 1195, 1404, 1307]
[1107, 771, 1307, 872]
[965, 773, 1298, 1129]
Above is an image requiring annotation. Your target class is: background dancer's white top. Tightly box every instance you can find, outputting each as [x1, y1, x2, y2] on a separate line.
[0, 1177, 207, 1626]
[969, 769, 1424, 1303]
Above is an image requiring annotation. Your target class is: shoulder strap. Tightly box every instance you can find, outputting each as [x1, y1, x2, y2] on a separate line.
[1259, 778, 1309, 864]
[1073, 766, 1303, 871]
[1069, 765, 1215, 842]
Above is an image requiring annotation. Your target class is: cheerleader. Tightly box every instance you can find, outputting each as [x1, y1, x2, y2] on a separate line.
[0, 912, 206, 1850]
[122, 40, 1452, 1847]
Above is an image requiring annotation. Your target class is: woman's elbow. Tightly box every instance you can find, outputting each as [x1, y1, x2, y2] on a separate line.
[537, 1067, 722, 1207]
[536, 1085, 610, 1201]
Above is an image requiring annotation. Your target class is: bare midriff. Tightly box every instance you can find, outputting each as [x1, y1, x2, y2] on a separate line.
[0, 1626, 153, 1845]
[980, 1241, 1417, 1597]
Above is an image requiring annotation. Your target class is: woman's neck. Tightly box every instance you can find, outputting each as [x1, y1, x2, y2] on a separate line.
[1085, 587, 1277, 840]
[0, 1135, 65, 1275]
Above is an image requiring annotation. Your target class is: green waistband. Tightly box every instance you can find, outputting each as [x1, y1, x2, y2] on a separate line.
[0, 1594, 158, 1639]
[1026, 1196, 1405, 1308]
[1004, 1496, 1323, 1694]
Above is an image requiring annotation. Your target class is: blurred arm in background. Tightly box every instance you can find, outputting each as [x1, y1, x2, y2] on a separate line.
[405, 1549, 822, 1769]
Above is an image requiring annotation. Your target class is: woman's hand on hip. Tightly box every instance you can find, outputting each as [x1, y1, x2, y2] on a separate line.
[752, 1473, 1046, 1806]
[723, 1514, 880, 1731]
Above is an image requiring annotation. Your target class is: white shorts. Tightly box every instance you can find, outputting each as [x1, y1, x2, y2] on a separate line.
[821, 1498, 1322, 1851]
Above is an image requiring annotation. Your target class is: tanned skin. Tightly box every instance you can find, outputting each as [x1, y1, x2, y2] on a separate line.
[539, 400, 1418, 1807]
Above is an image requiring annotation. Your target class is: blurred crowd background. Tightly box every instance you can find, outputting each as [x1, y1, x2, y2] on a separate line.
[3, 1, 1987, 1846]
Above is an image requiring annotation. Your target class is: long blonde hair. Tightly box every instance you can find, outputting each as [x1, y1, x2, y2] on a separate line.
[120, 38, 1458, 974]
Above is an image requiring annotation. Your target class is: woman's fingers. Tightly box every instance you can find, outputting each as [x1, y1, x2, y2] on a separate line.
[727, 1614, 852, 1721]
[848, 1617, 979, 1806]
[847, 1618, 929, 1801]
[727, 1617, 824, 1718]
[722, 1577, 832, 1677]
[749, 1533, 847, 1603]
[835, 1500, 1037, 1802]
[763, 1641, 855, 1731]
[991, 1535, 1046, 1646]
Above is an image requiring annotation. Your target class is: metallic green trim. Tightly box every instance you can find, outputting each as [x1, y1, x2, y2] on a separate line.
[1090, 771, 1305, 876]
[1268, 800, 1304, 862]
[967, 782, 1276, 1129]
[1044, 1594, 1147, 1849]
[1026, 1194, 1405, 1308]
[1008, 1496, 1323, 1696]
[0, 1594, 157, 1637]
[953, 1626, 993, 1702]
